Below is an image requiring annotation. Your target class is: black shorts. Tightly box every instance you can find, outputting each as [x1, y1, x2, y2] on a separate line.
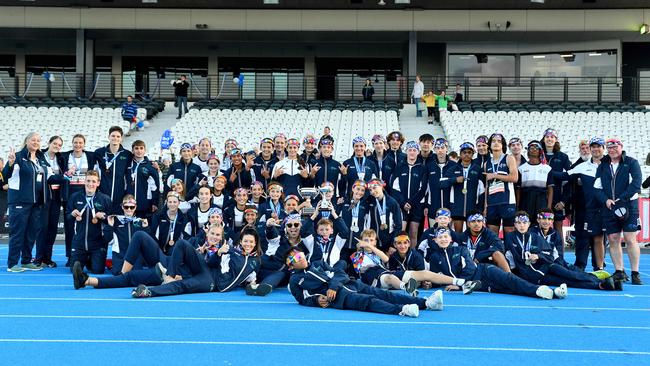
[486, 204, 516, 227]
[360, 266, 393, 288]
[402, 202, 424, 222]
[584, 209, 604, 237]
[604, 201, 641, 235]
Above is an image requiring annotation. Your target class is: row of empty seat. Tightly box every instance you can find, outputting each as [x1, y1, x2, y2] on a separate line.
[191, 99, 401, 113]
[167, 108, 399, 162]
[0, 97, 165, 119]
[0, 106, 138, 153]
[441, 109, 650, 178]
[456, 101, 648, 113]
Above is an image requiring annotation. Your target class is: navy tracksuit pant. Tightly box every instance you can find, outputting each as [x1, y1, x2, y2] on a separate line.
[472, 264, 539, 297]
[333, 280, 426, 315]
[259, 268, 290, 289]
[35, 193, 61, 264]
[540, 263, 600, 289]
[7, 203, 45, 268]
[97, 269, 162, 289]
[71, 247, 107, 274]
[123, 231, 168, 272]
[148, 240, 215, 297]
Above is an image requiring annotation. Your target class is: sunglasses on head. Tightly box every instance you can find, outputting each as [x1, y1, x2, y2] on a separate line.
[515, 215, 530, 224]
[286, 222, 300, 228]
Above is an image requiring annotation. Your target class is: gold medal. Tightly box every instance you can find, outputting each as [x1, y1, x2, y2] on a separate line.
[380, 223, 388, 230]
[92, 218, 98, 224]
[462, 189, 467, 194]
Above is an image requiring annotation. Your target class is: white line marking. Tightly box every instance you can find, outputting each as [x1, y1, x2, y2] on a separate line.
[0, 297, 647, 311]
[0, 339, 647, 355]
[0, 314, 647, 331]
[0, 284, 69, 287]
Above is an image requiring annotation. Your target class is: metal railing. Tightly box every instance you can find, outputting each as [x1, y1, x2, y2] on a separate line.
[0, 72, 648, 104]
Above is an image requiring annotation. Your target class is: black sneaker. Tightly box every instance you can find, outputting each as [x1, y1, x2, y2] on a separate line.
[65, 258, 71, 267]
[245, 283, 273, 296]
[600, 277, 616, 291]
[72, 261, 88, 290]
[612, 270, 629, 282]
[43, 260, 57, 268]
[176, 116, 181, 120]
[404, 278, 419, 296]
[631, 272, 643, 285]
[614, 279, 624, 291]
[131, 284, 152, 298]
[462, 280, 482, 295]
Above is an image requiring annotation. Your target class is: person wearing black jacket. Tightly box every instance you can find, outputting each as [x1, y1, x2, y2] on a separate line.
[3, 132, 61, 272]
[287, 251, 442, 317]
[362, 79, 374, 101]
[149, 192, 187, 255]
[173, 75, 190, 119]
[94, 126, 132, 214]
[36, 136, 66, 267]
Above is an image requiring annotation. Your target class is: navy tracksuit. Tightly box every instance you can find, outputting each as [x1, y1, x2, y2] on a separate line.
[37, 148, 66, 264]
[149, 210, 187, 255]
[168, 159, 202, 196]
[565, 158, 604, 269]
[126, 157, 160, 217]
[3, 147, 59, 268]
[339, 156, 379, 198]
[425, 157, 461, 217]
[223, 204, 248, 233]
[339, 198, 369, 271]
[185, 203, 218, 237]
[67, 190, 112, 274]
[386, 149, 407, 168]
[223, 165, 253, 193]
[391, 161, 428, 222]
[428, 243, 541, 297]
[106, 216, 148, 275]
[257, 199, 286, 225]
[94, 145, 133, 213]
[450, 161, 483, 219]
[417, 225, 461, 264]
[367, 194, 402, 251]
[545, 150, 572, 220]
[206, 247, 261, 292]
[457, 227, 504, 264]
[61, 150, 95, 258]
[288, 260, 425, 315]
[251, 154, 278, 190]
[594, 152, 642, 234]
[259, 224, 321, 288]
[388, 248, 426, 275]
[311, 155, 342, 195]
[368, 152, 395, 190]
[504, 231, 601, 289]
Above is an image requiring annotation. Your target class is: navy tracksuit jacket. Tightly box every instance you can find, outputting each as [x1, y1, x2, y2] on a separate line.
[93, 145, 133, 212]
[288, 260, 425, 314]
[367, 194, 402, 251]
[457, 227, 504, 264]
[126, 157, 160, 215]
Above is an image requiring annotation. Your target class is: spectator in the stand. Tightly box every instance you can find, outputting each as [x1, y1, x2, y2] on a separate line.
[422, 90, 439, 125]
[173, 75, 190, 120]
[411, 75, 424, 117]
[362, 79, 375, 102]
[454, 83, 464, 104]
[435, 90, 455, 113]
[322, 126, 332, 140]
[121, 95, 138, 129]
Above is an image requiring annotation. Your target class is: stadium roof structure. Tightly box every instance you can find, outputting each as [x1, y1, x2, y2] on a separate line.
[2, 0, 650, 10]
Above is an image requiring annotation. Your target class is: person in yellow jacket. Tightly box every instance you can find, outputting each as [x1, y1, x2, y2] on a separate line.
[421, 90, 439, 125]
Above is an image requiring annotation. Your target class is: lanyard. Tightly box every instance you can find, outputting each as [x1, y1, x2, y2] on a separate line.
[131, 159, 142, 177]
[270, 200, 281, 216]
[85, 196, 95, 210]
[104, 150, 122, 169]
[351, 201, 360, 218]
[376, 197, 386, 216]
[353, 157, 366, 176]
[516, 234, 531, 258]
[167, 213, 177, 242]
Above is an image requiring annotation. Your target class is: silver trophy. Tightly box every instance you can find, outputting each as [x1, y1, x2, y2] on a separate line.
[298, 187, 320, 217]
[318, 187, 334, 211]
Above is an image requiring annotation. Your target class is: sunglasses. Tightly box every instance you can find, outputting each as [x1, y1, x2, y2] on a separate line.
[123, 205, 136, 210]
[286, 222, 300, 228]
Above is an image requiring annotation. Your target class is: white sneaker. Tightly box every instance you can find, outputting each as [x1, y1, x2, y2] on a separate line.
[536, 285, 553, 300]
[554, 283, 568, 299]
[425, 290, 444, 311]
[399, 304, 420, 318]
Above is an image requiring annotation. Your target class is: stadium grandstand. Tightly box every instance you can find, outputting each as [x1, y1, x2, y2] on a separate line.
[0, 0, 648, 364]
